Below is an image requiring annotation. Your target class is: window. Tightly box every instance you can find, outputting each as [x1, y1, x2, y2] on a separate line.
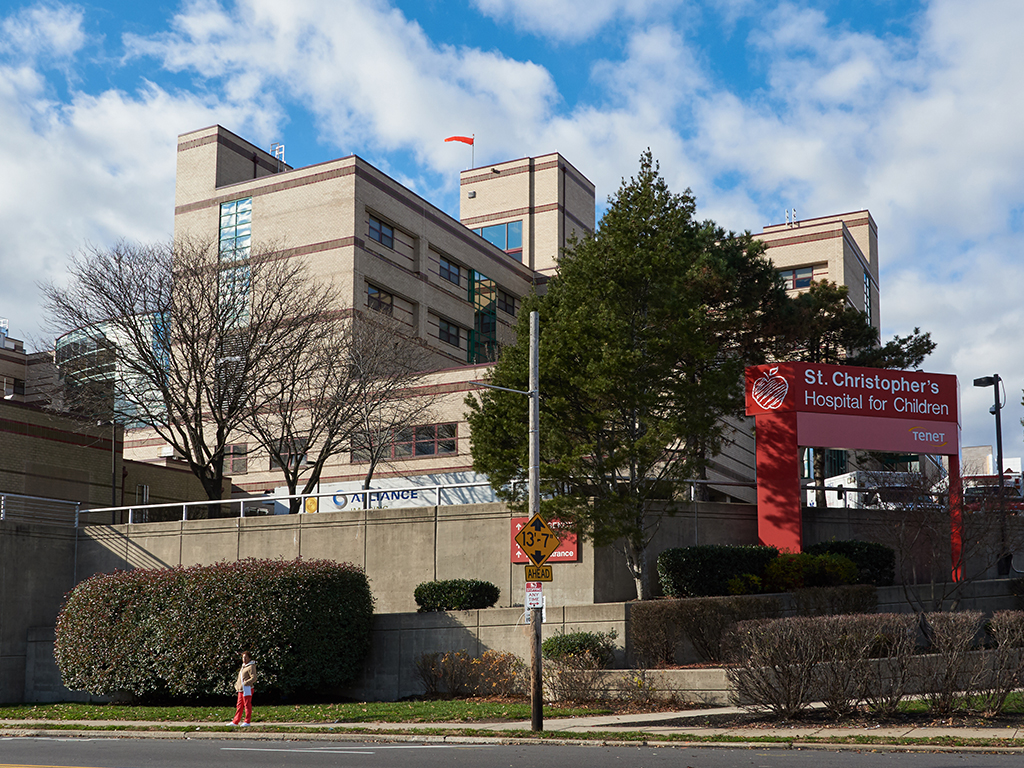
[368, 215, 394, 248]
[439, 256, 461, 287]
[473, 220, 523, 261]
[219, 265, 251, 328]
[497, 290, 517, 315]
[439, 319, 462, 348]
[270, 438, 308, 471]
[226, 443, 248, 475]
[352, 423, 457, 462]
[781, 266, 814, 290]
[219, 198, 252, 261]
[367, 284, 394, 315]
[864, 271, 872, 320]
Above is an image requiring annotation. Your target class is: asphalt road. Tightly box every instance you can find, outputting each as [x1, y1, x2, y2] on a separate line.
[1, 737, 1023, 768]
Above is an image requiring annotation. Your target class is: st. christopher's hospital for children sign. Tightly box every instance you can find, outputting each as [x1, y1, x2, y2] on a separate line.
[745, 362, 961, 555]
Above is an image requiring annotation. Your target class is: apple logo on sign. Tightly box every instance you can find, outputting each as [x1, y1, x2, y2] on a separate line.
[751, 367, 789, 410]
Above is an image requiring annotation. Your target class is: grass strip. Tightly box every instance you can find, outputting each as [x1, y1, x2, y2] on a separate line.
[0, 701, 608, 724]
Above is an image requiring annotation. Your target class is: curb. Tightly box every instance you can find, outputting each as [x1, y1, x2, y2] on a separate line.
[3, 725, 1024, 753]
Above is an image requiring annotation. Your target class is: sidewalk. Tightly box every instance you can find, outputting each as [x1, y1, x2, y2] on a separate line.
[3, 707, 1024, 751]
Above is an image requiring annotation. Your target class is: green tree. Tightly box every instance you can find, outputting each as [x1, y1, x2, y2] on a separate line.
[467, 151, 787, 599]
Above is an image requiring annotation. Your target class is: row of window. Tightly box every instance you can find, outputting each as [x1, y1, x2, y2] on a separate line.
[437, 257, 517, 312]
[223, 423, 457, 475]
[370, 213, 523, 265]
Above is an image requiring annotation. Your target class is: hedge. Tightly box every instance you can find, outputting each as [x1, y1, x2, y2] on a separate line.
[657, 544, 779, 597]
[54, 558, 373, 701]
[762, 552, 859, 593]
[804, 540, 895, 586]
[542, 629, 617, 668]
[414, 579, 500, 612]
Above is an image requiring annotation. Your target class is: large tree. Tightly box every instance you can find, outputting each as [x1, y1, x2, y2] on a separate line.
[42, 239, 338, 503]
[247, 311, 436, 511]
[467, 151, 788, 599]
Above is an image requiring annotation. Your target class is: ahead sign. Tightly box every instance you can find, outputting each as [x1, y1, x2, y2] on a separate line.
[514, 513, 559, 566]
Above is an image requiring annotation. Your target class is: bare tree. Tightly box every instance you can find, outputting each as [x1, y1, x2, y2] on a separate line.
[42, 239, 338, 503]
[243, 312, 434, 512]
[347, 313, 438, 500]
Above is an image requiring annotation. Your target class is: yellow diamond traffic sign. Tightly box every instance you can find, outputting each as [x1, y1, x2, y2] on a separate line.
[514, 513, 560, 566]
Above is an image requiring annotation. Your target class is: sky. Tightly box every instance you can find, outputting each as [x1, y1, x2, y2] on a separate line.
[1, 0, 1022, 458]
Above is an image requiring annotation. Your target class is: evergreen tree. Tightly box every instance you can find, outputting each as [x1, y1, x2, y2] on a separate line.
[467, 151, 787, 599]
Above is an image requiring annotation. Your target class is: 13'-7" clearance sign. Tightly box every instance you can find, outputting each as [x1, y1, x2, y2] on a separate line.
[744, 362, 961, 555]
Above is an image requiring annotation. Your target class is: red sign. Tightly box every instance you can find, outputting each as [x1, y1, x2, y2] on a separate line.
[511, 517, 579, 563]
[746, 363, 959, 426]
[744, 362, 962, 559]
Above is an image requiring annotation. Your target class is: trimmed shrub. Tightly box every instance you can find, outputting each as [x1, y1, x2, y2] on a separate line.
[657, 545, 779, 597]
[727, 613, 915, 719]
[414, 579, 500, 612]
[861, 613, 917, 717]
[977, 610, 1024, 715]
[630, 596, 781, 666]
[923, 610, 985, 715]
[804, 540, 895, 586]
[762, 552, 858, 593]
[542, 629, 617, 668]
[54, 558, 373, 701]
[727, 616, 826, 718]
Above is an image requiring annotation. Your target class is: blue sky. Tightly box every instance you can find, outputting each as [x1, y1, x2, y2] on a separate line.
[1, 0, 1022, 457]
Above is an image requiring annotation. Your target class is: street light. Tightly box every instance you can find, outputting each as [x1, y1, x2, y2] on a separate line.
[973, 374, 1007, 574]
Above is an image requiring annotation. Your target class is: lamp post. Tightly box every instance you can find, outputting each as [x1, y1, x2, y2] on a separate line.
[973, 374, 1007, 574]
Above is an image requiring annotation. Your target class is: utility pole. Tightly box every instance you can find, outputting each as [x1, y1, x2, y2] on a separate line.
[528, 310, 542, 732]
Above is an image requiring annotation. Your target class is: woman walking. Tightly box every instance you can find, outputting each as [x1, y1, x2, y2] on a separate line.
[230, 651, 257, 726]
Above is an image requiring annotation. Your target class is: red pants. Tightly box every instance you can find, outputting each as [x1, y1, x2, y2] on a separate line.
[232, 690, 253, 724]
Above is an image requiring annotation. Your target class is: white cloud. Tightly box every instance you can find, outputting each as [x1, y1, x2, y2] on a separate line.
[0, 3, 86, 60]
[127, 0, 560, 175]
[470, 0, 684, 42]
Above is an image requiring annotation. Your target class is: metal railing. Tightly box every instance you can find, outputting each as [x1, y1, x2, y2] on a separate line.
[0, 492, 81, 527]
[81, 477, 762, 526]
[83, 481, 500, 525]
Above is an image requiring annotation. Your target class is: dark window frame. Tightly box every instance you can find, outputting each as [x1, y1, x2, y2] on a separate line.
[438, 319, 462, 348]
[367, 284, 394, 315]
[439, 256, 461, 287]
[368, 215, 394, 249]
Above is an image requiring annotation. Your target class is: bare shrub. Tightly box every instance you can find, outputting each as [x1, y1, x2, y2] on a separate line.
[414, 650, 476, 697]
[629, 601, 686, 667]
[726, 616, 825, 718]
[861, 613, 918, 717]
[976, 611, 1024, 716]
[416, 649, 526, 698]
[813, 614, 882, 717]
[543, 652, 609, 703]
[923, 611, 985, 715]
[475, 650, 527, 698]
[414, 652, 444, 696]
[679, 596, 782, 663]
[616, 667, 661, 705]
